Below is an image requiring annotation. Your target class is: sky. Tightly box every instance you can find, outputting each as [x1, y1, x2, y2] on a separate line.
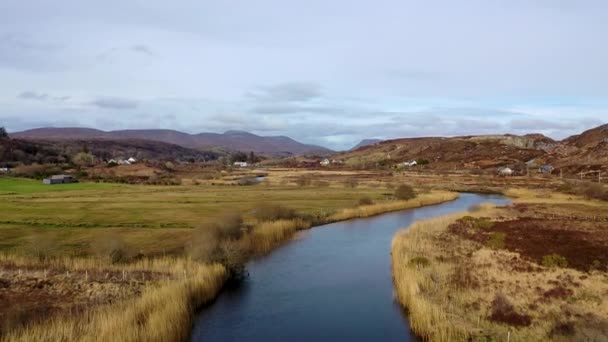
[1, 0, 607, 150]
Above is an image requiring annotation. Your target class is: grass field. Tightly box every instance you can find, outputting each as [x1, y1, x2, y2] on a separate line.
[0, 177, 398, 255]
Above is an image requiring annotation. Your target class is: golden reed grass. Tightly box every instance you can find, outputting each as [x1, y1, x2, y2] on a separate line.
[391, 214, 470, 342]
[2, 259, 227, 342]
[329, 191, 458, 222]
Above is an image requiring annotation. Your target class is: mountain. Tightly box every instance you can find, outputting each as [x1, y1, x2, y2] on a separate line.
[11, 128, 333, 156]
[350, 139, 383, 151]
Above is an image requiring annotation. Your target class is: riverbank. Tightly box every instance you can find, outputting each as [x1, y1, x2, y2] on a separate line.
[391, 189, 608, 341]
[1, 180, 457, 341]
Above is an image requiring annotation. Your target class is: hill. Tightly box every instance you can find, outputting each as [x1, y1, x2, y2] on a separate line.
[11, 128, 333, 156]
[338, 124, 608, 175]
[350, 139, 383, 151]
[0, 138, 218, 166]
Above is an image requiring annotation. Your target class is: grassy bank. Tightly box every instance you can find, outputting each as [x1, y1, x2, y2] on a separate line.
[0, 176, 459, 341]
[1, 257, 227, 342]
[392, 193, 608, 341]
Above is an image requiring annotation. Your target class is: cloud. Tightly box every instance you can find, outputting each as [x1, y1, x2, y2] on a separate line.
[247, 82, 322, 102]
[17, 91, 48, 101]
[132, 44, 155, 57]
[89, 97, 138, 109]
[509, 119, 571, 130]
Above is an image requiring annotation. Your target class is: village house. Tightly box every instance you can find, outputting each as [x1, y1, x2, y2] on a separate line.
[320, 159, 330, 166]
[233, 161, 248, 168]
[539, 164, 554, 173]
[498, 167, 513, 176]
[43, 175, 75, 185]
[0, 167, 9, 173]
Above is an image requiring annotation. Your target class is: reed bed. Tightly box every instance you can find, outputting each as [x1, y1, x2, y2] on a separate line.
[2, 259, 227, 342]
[249, 219, 309, 254]
[329, 191, 458, 222]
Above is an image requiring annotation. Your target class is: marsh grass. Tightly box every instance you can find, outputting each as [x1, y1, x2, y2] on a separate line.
[329, 191, 458, 222]
[392, 205, 608, 341]
[1, 257, 227, 342]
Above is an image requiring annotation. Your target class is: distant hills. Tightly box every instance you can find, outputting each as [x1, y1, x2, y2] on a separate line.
[339, 124, 608, 174]
[11, 128, 333, 156]
[350, 139, 383, 151]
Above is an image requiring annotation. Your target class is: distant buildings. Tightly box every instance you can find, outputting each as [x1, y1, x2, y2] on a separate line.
[107, 157, 137, 165]
[0, 167, 9, 173]
[233, 161, 248, 168]
[43, 175, 75, 185]
[320, 159, 330, 166]
[498, 167, 513, 176]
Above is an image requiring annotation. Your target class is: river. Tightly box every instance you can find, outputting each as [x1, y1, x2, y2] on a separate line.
[191, 193, 510, 341]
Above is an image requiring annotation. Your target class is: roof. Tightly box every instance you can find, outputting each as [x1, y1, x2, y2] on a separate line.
[50, 174, 73, 179]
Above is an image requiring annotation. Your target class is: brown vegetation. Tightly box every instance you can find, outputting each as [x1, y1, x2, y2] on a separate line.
[392, 192, 608, 341]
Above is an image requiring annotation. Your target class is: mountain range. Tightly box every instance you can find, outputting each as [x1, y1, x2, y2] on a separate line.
[11, 128, 333, 156]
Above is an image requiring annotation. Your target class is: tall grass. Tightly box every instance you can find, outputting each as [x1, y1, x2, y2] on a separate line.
[391, 215, 469, 342]
[249, 219, 310, 254]
[329, 191, 458, 222]
[2, 258, 227, 342]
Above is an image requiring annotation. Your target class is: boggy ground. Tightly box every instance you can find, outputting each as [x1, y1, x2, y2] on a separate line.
[0, 262, 167, 335]
[392, 187, 608, 341]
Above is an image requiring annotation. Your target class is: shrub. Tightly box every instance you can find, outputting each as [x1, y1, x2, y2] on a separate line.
[486, 232, 506, 249]
[24, 233, 56, 261]
[295, 175, 312, 187]
[358, 196, 374, 205]
[542, 254, 568, 268]
[394, 184, 416, 200]
[472, 219, 494, 230]
[253, 204, 297, 222]
[214, 212, 245, 240]
[313, 180, 330, 187]
[489, 293, 532, 327]
[72, 152, 96, 167]
[416, 159, 430, 165]
[13, 164, 62, 179]
[343, 178, 359, 188]
[91, 234, 129, 264]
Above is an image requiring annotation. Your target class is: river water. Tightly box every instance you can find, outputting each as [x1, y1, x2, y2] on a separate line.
[191, 193, 509, 341]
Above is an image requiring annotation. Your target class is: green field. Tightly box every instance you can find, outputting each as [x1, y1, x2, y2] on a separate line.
[0, 177, 392, 255]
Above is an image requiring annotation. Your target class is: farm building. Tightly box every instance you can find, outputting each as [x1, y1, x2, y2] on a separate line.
[320, 159, 330, 166]
[233, 161, 248, 167]
[43, 175, 76, 185]
[498, 167, 513, 176]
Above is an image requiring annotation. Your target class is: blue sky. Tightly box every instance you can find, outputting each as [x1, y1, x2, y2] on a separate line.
[1, 0, 607, 150]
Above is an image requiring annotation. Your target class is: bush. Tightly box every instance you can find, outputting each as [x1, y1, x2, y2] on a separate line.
[253, 204, 297, 222]
[295, 175, 312, 187]
[416, 159, 430, 165]
[91, 234, 129, 264]
[214, 212, 245, 240]
[489, 293, 532, 327]
[542, 254, 568, 268]
[13, 164, 62, 179]
[394, 184, 416, 200]
[343, 178, 359, 188]
[358, 196, 374, 205]
[486, 232, 506, 249]
[313, 180, 330, 187]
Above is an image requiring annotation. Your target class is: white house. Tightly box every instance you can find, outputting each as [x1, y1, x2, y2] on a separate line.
[127, 157, 137, 163]
[233, 161, 248, 168]
[407, 160, 417, 167]
[0, 167, 9, 173]
[107, 159, 117, 164]
[320, 159, 330, 166]
[498, 167, 513, 176]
